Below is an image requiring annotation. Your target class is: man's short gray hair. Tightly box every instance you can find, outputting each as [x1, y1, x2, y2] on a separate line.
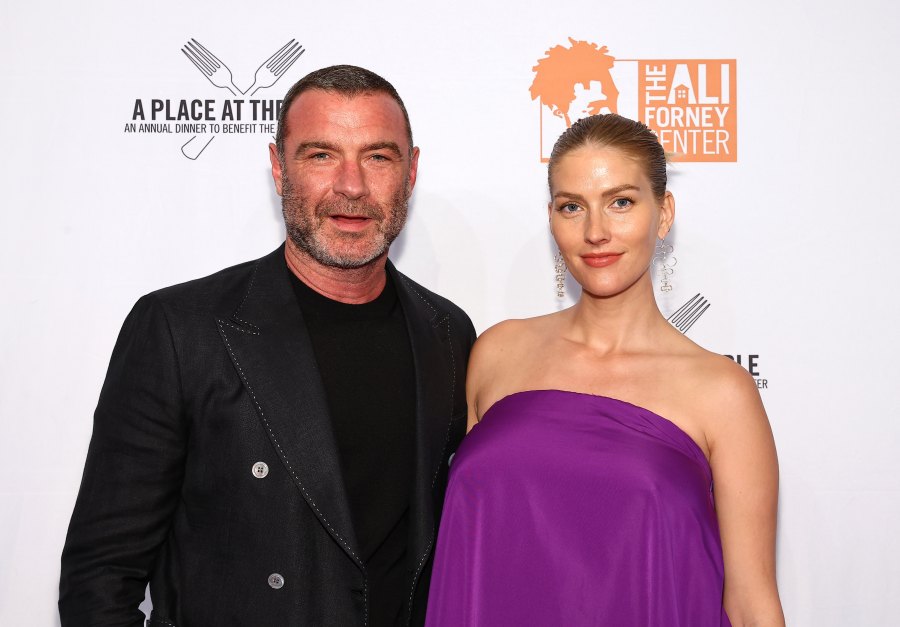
[275, 64, 414, 161]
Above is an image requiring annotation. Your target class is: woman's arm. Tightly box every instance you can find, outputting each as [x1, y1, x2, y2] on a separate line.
[463, 320, 523, 433]
[465, 329, 494, 433]
[705, 360, 785, 626]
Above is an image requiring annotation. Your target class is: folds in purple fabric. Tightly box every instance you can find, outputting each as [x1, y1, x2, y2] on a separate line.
[426, 390, 730, 627]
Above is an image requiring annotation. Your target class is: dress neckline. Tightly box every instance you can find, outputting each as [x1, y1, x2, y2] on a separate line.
[481, 389, 710, 469]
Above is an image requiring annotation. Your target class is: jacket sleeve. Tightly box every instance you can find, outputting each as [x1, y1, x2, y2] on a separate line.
[59, 294, 188, 627]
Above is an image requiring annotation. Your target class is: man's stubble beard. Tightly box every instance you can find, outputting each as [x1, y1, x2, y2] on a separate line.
[280, 175, 409, 270]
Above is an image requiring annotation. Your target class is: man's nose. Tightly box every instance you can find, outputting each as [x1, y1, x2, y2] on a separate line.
[332, 159, 368, 200]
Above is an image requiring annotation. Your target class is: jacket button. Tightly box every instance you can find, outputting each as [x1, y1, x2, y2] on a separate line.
[252, 462, 269, 478]
[268, 573, 284, 589]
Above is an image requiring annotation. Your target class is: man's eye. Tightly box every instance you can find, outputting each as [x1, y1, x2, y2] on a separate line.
[310, 153, 329, 160]
[370, 154, 390, 162]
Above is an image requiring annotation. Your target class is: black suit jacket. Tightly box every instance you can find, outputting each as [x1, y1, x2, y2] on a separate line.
[59, 245, 475, 627]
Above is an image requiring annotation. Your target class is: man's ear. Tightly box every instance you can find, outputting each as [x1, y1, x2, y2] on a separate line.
[269, 143, 283, 196]
[406, 146, 421, 196]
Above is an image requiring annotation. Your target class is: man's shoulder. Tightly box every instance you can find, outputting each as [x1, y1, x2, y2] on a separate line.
[144, 246, 280, 313]
[391, 266, 471, 327]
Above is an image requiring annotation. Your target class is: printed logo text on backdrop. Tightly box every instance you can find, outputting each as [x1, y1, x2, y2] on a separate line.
[124, 38, 305, 159]
[530, 38, 736, 163]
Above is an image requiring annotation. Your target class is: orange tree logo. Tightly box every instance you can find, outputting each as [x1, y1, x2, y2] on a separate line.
[531, 38, 737, 162]
[530, 39, 619, 126]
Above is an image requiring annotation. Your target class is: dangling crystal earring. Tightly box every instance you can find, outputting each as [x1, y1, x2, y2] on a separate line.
[554, 250, 567, 298]
[654, 239, 676, 293]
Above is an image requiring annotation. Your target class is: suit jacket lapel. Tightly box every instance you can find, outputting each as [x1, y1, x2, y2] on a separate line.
[389, 263, 455, 571]
[217, 246, 362, 568]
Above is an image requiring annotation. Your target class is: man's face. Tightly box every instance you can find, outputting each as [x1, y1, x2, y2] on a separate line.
[269, 89, 419, 269]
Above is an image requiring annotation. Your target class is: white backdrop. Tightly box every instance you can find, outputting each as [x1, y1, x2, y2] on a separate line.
[2, 0, 899, 624]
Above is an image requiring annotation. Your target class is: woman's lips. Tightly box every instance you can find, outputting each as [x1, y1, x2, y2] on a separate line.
[580, 253, 623, 268]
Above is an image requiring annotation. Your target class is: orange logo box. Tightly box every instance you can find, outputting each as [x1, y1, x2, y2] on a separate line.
[531, 40, 737, 163]
[638, 60, 737, 162]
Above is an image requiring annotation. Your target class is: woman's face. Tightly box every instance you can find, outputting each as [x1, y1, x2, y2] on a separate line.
[549, 145, 674, 299]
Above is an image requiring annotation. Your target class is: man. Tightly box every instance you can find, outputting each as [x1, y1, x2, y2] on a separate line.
[59, 65, 475, 627]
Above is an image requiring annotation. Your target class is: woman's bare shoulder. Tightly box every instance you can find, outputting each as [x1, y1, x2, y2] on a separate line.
[681, 347, 768, 439]
[467, 313, 564, 417]
[692, 349, 759, 401]
[473, 312, 562, 355]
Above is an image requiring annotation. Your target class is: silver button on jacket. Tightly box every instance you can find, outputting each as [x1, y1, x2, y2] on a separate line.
[252, 461, 269, 478]
[268, 573, 284, 589]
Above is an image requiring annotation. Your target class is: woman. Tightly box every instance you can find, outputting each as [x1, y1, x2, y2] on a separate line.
[425, 114, 784, 626]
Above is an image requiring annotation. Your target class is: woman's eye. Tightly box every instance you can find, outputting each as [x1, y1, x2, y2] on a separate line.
[611, 198, 633, 210]
[559, 202, 581, 214]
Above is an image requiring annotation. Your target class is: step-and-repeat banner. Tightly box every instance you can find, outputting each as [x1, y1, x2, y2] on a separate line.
[2, 1, 898, 624]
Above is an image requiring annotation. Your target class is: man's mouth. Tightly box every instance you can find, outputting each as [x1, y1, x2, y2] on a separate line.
[328, 214, 375, 230]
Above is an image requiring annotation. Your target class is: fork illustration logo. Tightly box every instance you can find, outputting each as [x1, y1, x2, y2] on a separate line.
[124, 38, 305, 160]
[667, 293, 710, 336]
[182, 38, 304, 97]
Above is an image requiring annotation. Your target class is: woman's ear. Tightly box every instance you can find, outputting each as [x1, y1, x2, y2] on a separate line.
[658, 192, 675, 239]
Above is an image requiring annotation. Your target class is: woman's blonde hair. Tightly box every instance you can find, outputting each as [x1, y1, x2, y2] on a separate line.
[549, 114, 667, 199]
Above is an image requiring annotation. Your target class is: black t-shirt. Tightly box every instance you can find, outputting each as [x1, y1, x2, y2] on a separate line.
[290, 268, 416, 627]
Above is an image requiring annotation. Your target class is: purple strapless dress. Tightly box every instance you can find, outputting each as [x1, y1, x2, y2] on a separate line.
[425, 390, 730, 626]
